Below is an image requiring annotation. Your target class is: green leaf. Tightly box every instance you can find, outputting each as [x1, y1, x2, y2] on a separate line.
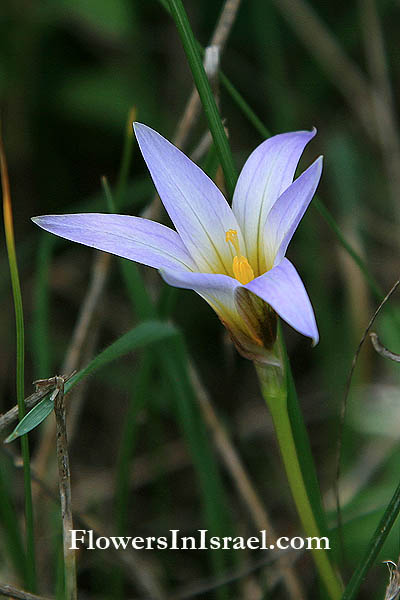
[66, 320, 177, 389]
[5, 395, 56, 443]
[5, 321, 177, 442]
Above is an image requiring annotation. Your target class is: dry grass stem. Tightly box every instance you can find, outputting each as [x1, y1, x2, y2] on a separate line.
[370, 332, 400, 362]
[21, 461, 166, 599]
[360, 0, 400, 235]
[0, 584, 51, 600]
[0, 385, 52, 435]
[145, 0, 241, 222]
[33, 251, 111, 477]
[61, 252, 111, 376]
[172, 546, 301, 600]
[335, 278, 400, 549]
[53, 375, 77, 600]
[173, 0, 241, 150]
[275, 0, 400, 233]
[0, 373, 75, 435]
[274, 0, 374, 136]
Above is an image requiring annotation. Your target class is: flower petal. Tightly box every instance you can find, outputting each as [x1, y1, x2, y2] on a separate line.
[160, 268, 279, 363]
[264, 156, 323, 268]
[32, 213, 196, 271]
[160, 268, 239, 320]
[134, 122, 244, 276]
[242, 258, 319, 344]
[232, 129, 316, 274]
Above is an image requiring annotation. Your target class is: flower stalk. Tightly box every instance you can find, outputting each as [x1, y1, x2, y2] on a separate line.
[256, 346, 342, 600]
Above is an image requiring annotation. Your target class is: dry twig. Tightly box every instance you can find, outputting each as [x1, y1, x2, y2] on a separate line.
[0, 584, 51, 600]
[4, 448, 166, 599]
[370, 332, 400, 363]
[173, 0, 241, 150]
[335, 278, 400, 553]
[52, 376, 77, 600]
[33, 251, 110, 476]
[274, 0, 374, 135]
[360, 0, 400, 235]
[275, 0, 400, 234]
[172, 546, 301, 600]
[0, 373, 75, 436]
[145, 0, 241, 222]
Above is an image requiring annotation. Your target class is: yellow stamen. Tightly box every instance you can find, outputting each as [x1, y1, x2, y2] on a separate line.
[225, 229, 254, 285]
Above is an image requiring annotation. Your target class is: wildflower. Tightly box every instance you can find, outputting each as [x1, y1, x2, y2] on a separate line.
[32, 124, 322, 363]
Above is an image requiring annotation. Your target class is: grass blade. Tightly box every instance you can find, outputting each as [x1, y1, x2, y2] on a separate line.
[0, 124, 36, 589]
[5, 321, 178, 441]
[167, 0, 237, 196]
[342, 479, 400, 599]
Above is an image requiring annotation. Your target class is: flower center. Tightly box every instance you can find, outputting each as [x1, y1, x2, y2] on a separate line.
[225, 229, 255, 284]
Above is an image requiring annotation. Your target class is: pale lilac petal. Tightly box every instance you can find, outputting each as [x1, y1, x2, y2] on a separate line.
[134, 122, 244, 276]
[242, 258, 319, 344]
[232, 129, 316, 274]
[160, 268, 278, 361]
[160, 268, 239, 319]
[32, 213, 196, 271]
[264, 156, 323, 268]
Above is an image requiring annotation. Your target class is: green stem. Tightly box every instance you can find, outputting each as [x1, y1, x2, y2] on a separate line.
[167, 0, 237, 196]
[1, 128, 36, 590]
[256, 360, 342, 600]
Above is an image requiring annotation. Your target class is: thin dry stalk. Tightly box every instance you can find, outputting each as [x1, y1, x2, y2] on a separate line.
[274, 0, 374, 136]
[62, 252, 111, 376]
[53, 375, 77, 600]
[0, 385, 53, 435]
[335, 278, 400, 552]
[33, 251, 110, 477]
[275, 0, 400, 233]
[9, 458, 166, 599]
[145, 0, 241, 222]
[0, 373, 75, 436]
[370, 332, 400, 362]
[360, 0, 400, 231]
[65, 320, 102, 444]
[144, 45, 222, 222]
[325, 436, 396, 510]
[173, 0, 241, 150]
[189, 363, 305, 599]
[172, 546, 301, 600]
[0, 584, 51, 600]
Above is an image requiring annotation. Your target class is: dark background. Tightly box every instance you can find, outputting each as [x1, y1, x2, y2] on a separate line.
[1, 1, 400, 598]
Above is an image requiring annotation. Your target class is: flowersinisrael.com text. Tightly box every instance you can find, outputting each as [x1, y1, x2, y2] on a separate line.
[70, 529, 330, 551]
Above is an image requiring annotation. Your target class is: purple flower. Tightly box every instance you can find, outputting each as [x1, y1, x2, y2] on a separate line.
[32, 124, 322, 363]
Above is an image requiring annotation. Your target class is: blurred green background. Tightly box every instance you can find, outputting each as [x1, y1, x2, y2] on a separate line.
[1, 0, 400, 598]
